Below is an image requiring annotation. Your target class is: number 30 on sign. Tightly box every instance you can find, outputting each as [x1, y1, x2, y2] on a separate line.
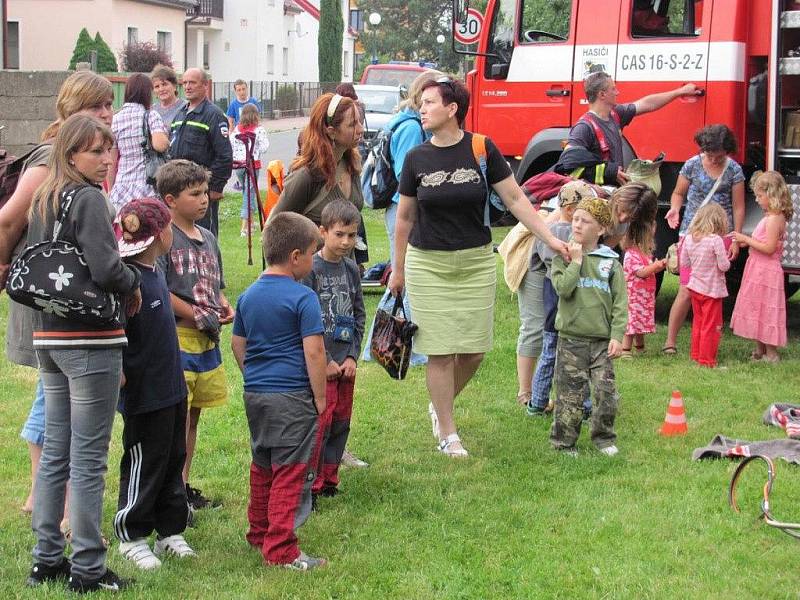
[454, 8, 483, 45]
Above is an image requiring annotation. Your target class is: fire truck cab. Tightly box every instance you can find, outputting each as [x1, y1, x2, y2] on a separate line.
[460, 0, 800, 280]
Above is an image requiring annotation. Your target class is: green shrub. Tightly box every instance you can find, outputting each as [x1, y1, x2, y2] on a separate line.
[275, 85, 298, 111]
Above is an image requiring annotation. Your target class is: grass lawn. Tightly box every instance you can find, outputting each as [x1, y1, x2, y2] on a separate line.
[1, 196, 799, 599]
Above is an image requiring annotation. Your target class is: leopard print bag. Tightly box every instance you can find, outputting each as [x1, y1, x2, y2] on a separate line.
[370, 294, 418, 380]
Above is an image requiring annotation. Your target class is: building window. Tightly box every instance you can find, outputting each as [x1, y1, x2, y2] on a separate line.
[268, 0, 275, 6]
[203, 42, 209, 70]
[127, 27, 138, 46]
[267, 44, 274, 74]
[157, 31, 172, 56]
[350, 9, 363, 31]
[282, 47, 289, 76]
[343, 51, 350, 78]
[7, 21, 20, 69]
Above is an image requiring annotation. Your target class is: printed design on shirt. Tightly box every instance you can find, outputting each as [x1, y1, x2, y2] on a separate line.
[420, 168, 481, 188]
[597, 259, 613, 279]
[170, 247, 221, 309]
[316, 271, 352, 337]
[578, 277, 610, 293]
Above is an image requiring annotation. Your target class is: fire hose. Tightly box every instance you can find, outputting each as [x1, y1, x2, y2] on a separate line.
[728, 454, 800, 540]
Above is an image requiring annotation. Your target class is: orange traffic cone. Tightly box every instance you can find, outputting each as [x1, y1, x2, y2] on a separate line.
[660, 390, 688, 436]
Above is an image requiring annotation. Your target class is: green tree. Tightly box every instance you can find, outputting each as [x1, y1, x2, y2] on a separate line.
[318, 0, 344, 84]
[67, 27, 95, 69]
[93, 32, 118, 73]
[357, 0, 461, 73]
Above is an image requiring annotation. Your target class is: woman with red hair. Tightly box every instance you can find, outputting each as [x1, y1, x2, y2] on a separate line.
[271, 93, 364, 224]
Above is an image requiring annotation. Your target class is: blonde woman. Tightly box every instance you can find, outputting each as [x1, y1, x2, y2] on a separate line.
[25, 114, 141, 592]
[0, 70, 113, 518]
[361, 69, 442, 368]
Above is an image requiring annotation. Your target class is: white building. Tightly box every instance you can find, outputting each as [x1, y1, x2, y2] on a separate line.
[187, 0, 356, 83]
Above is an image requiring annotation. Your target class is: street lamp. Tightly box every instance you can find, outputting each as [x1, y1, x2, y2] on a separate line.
[436, 33, 446, 67]
[368, 12, 381, 65]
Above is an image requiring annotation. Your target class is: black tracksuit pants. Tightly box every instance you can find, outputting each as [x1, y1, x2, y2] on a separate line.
[114, 400, 189, 542]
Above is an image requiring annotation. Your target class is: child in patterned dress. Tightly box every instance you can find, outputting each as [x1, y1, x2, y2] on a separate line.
[621, 221, 667, 357]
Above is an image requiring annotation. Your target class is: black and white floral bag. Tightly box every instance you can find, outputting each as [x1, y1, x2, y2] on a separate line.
[5, 186, 120, 325]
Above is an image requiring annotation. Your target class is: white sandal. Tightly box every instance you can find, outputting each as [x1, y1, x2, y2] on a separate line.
[438, 433, 468, 457]
[428, 403, 440, 439]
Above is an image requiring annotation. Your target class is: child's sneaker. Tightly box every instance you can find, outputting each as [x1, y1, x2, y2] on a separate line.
[526, 404, 547, 417]
[281, 551, 327, 571]
[340, 449, 369, 468]
[320, 485, 339, 497]
[68, 568, 131, 594]
[186, 483, 222, 510]
[153, 534, 197, 558]
[25, 557, 71, 587]
[119, 538, 161, 570]
[556, 446, 579, 457]
[599, 445, 619, 457]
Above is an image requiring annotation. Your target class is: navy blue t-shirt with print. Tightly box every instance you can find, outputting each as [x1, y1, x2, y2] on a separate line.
[119, 264, 187, 417]
[398, 131, 512, 251]
[232, 274, 324, 393]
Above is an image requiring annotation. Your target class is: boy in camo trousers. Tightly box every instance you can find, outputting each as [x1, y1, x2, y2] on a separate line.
[549, 196, 628, 457]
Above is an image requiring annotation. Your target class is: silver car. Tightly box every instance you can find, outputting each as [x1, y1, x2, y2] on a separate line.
[354, 84, 405, 151]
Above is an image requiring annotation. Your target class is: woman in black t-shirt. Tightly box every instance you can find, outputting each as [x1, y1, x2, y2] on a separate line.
[388, 77, 568, 458]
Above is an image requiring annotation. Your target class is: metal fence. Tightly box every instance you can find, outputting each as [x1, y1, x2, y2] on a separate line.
[211, 81, 339, 119]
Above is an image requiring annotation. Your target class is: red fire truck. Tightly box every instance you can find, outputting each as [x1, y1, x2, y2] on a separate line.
[454, 0, 800, 288]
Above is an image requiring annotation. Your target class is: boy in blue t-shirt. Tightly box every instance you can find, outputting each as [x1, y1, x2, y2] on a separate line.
[114, 198, 196, 571]
[231, 212, 327, 571]
[226, 79, 260, 129]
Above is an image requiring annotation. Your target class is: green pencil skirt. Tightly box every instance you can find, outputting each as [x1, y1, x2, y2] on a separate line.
[405, 243, 496, 356]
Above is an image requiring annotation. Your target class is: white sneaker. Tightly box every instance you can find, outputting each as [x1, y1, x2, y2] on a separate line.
[340, 449, 369, 468]
[118, 538, 161, 570]
[153, 534, 197, 558]
[599, 445, 619, 457]
[428, 403, 440, 439]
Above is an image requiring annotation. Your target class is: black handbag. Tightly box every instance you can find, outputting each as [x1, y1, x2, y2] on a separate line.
[370, 294, 418, 380]
[142, 110, 169, 186]
[5, 186, 120, 325]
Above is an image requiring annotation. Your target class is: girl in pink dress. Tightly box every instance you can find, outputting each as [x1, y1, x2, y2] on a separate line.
[621, 221, 667, 357]
[730, 171, 794, 363]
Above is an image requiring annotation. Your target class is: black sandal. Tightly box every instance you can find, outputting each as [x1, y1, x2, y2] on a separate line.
[661, 346, 677, 355]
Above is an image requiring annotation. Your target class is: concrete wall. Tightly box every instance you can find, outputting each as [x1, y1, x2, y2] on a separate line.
[0, 71, 69, 156]
[7, 0, 187, 73]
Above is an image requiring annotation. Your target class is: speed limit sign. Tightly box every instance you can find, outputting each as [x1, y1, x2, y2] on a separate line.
[454, 8, 483, 45]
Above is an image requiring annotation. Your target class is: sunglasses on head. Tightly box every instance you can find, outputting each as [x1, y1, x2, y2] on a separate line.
[436, 76, 455, 91]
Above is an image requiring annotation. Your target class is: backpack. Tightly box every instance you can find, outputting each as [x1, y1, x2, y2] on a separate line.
[0, 145, 45, 211]
[361, 116, 424, 209]
[471, 133, 508, 226]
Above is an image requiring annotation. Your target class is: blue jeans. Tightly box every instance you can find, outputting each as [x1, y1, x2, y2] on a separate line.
[237, 168, 260, 220]
[32, 348, 122, 579]
[530, 331, 591, 411]
[20, 378, 46, 446]
[385, 201, 398, 265]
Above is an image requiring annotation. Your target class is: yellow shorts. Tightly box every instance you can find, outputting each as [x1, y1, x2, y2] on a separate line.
[177, 327, 228, 409]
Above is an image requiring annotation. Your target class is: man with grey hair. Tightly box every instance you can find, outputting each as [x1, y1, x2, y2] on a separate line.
[169, 68, 232, 238]
[565, 71, 698, 186]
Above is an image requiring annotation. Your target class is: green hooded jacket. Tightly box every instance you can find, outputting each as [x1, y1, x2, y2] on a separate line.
[550, 245, 628, 342]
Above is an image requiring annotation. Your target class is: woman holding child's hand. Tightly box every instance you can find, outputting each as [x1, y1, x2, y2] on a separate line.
[388, 76, 567, 458]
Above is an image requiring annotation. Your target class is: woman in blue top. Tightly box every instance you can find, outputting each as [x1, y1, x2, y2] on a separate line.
[362, 70, 442, 367]
[662, 124, 745, 354]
